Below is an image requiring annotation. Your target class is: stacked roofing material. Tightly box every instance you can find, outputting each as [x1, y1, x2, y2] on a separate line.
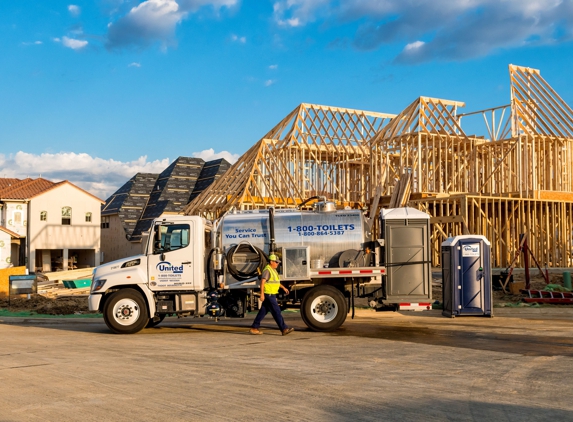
[101, 173, 159, 238]
[102, 156, 230, 242]
[189, 158, 231, 203]
[131, 157, 205, 239]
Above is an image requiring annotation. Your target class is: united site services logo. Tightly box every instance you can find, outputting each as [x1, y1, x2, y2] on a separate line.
[462, 244, 480, 257]
[156, 261, 184, 274]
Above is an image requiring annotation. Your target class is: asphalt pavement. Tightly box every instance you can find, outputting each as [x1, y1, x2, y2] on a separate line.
[0, 308, 572, 421]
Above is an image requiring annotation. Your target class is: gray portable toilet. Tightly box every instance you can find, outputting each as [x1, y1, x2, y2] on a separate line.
[379, 207, 432, 304]
[441, 235, 492, 317]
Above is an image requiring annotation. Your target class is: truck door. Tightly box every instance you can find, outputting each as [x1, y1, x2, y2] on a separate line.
[148, 222, 196, 290]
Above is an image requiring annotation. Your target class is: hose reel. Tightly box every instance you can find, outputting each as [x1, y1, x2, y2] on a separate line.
[226, 242, 268, 281]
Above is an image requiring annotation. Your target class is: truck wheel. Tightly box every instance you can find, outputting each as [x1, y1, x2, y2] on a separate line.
[103, 289, 149, 334]
[301, 285, 347, 332]
[146, 314, 166, 328]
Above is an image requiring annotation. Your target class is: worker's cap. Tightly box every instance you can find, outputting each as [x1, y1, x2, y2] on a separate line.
[269, 254, 281, 263]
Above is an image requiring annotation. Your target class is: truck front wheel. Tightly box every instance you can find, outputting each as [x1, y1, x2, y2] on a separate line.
[301, 285, 347, 332]
[103, 289, 149, 334]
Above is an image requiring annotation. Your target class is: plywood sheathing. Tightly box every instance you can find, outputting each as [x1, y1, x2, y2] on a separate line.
[184, 103, 395, 219]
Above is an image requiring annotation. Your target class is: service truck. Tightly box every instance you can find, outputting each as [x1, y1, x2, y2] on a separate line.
[89, 199, 432, 334]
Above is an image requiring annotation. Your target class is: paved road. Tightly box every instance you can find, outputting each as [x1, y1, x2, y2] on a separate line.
[1, 309, 572, 421]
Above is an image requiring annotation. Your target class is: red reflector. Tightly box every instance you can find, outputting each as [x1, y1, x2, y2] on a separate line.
[339, 270, 352, 274]
[317, 271, 331, 275]
[359, 270, 373, 274]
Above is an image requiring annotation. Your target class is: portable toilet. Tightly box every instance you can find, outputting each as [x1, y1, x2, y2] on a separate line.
[379, 207, 432, 305]
[441, 235, 492, 317]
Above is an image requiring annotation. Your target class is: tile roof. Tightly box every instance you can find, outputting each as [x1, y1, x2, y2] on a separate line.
[0, 178, 103, 202]
[0, 178, 21, 191]
[0, 178, 55, 200]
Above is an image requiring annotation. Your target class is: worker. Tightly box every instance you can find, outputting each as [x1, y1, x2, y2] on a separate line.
[250, 254, 294, 336]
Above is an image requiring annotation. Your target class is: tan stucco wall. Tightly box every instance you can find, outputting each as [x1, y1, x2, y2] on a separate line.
[28, 184, 103, 271]
[0, 231, 13, 269]
[100, 214, 144, 264]
[2, 202, 27, 237]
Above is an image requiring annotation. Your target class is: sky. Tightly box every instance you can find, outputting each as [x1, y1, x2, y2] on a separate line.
[2, 0, 573, 200]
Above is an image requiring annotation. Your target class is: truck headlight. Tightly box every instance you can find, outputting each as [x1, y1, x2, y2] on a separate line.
[91, 279, 107, 292]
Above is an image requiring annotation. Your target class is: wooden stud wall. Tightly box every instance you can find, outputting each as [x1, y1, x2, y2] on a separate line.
[411, 195, 573, 268]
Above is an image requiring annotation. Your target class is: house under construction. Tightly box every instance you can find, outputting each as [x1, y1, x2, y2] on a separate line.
[184, 65, 573, 268]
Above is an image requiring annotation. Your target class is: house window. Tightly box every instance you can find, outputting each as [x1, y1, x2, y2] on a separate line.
[40, 211, 47, 221]
[85, 212, 92, 223]
[101, 216, 110, 229]
[62, 206, 72, 225]
[14, 211, 22, 225]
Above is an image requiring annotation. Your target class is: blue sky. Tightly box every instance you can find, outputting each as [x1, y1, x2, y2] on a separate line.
[2, 0, 573, 199]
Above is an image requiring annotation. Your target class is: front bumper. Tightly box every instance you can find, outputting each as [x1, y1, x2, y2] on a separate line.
[88, 294, 102, 312]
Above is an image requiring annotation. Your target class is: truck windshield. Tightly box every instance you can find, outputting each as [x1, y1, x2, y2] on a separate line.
[154, 224, 190, 253]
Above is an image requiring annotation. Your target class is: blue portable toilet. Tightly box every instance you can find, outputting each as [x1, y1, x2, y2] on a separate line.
[441, 235, 492, 317]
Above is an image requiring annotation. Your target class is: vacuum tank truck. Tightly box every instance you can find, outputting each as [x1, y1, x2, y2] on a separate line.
[89, 199, 432, 334]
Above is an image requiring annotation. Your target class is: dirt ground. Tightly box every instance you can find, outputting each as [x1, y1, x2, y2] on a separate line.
[0, 271, 569, 315]
[0, 295, 91, 315]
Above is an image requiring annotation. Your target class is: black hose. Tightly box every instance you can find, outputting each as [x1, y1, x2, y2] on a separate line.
[206, 248, 215, 290]
[297, 196, 321, 209]
[351, 280, 355, 319]
[226, 244, 268, 281]
[268, 208, 276, 253]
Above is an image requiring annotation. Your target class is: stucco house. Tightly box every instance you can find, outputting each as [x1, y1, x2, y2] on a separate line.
[0, 177, 104, 272]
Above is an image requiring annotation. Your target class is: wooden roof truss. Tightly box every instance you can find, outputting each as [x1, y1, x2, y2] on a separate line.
[184, 103, 394, 218]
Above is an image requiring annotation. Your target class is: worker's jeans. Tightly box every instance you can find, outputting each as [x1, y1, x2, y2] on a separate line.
[251, 294, 288, 331]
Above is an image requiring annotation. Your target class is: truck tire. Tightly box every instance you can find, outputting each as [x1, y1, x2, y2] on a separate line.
[301, 285, 347, 332]
[103, 289, 149, 334]
[146, 314, 166, 328]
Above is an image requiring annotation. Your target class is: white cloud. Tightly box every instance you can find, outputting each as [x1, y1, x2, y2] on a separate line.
[0, 151, 238, 199]
[22, 41, 43, 46]
[264, 79, 276, 87]
[61, 36, 88, 50]
[192, 148, 239, 163]
[404, 40, 425, 51]
[106, 0, 239, 50]
[269, 64, 278, 70]
[231, 34, 246, 43]
[273, 0, 330, 27]
[274, 0, 573, 63]
[129, 62, 142, 67]
[68, 5, 81, 16]
[0, 152, 169, 200]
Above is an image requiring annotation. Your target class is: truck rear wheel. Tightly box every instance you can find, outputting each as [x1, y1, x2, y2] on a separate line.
[301, 285, 347, 332]
[103, 289, 149, 334]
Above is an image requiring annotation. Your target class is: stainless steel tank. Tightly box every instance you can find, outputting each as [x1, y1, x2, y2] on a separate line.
[218, 205, 367, 281]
